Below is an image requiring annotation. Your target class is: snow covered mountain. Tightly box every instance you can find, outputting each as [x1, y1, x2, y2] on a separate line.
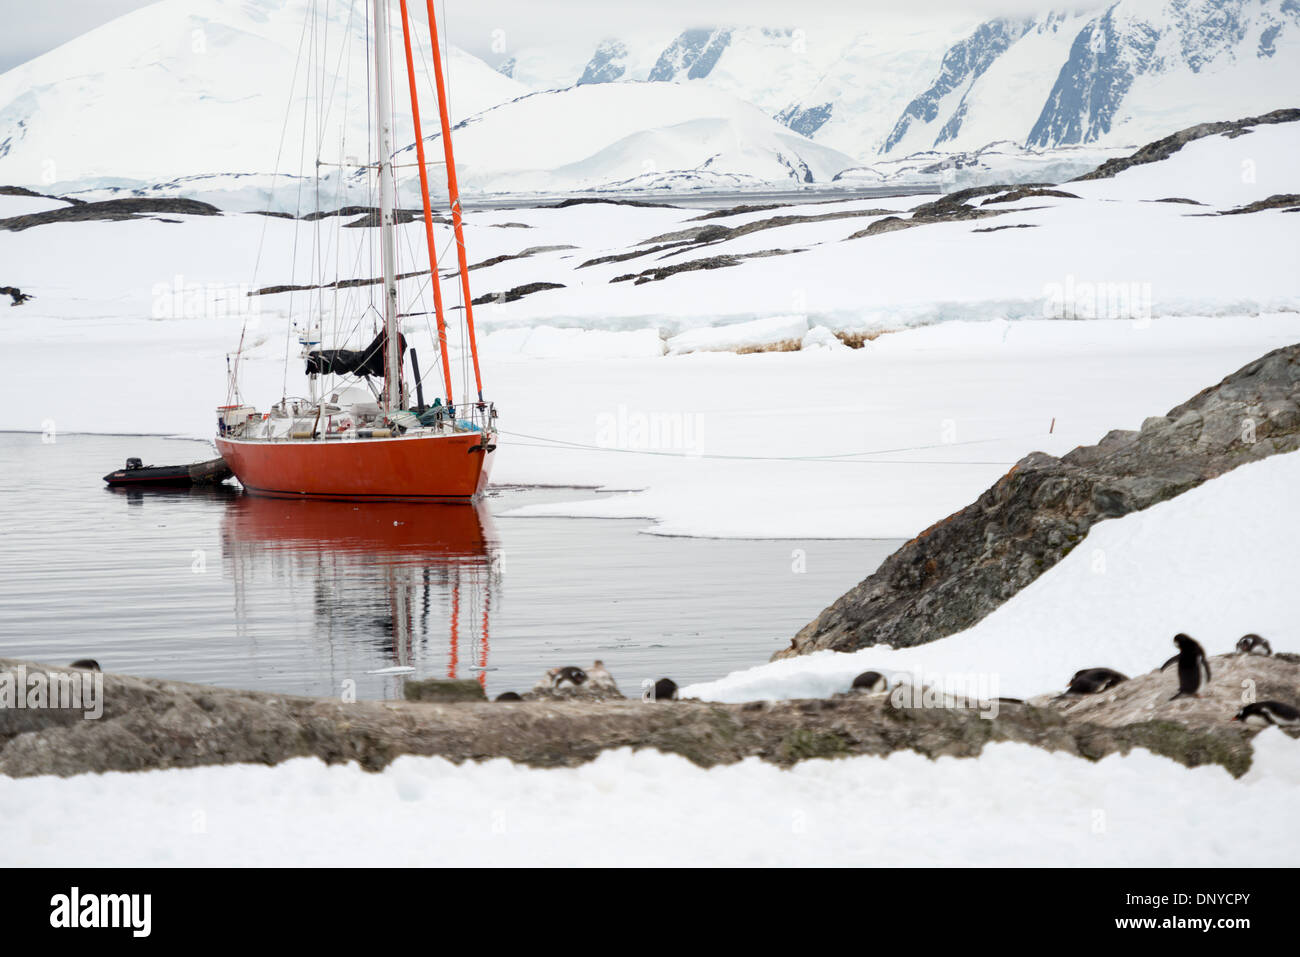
[0, 0, 528, 187]
[504, 0, 1299, 157]
[0, 0, 1296, 195]
[1027, 0, 1300, 147]
[389, 83, 856, 193]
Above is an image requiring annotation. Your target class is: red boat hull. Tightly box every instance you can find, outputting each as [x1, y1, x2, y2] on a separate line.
[216, 432, 494, 501]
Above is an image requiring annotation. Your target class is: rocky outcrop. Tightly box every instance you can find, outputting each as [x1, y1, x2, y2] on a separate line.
[1, 656, 1283, 779]
[1073, 108, 1300, 182]
[470, 281, 565, 305]
[0, 196, 220, 231]
[1031, 652, 1300, 738]
[778, 343, 1300, 658]
[1217, 193, 1300, 215]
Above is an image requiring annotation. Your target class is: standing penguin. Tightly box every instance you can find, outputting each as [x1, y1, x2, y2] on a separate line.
[1160, 633, 1212, 700]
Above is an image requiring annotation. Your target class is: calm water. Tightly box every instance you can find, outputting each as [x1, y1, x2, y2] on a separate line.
[0, 433, 899, 699]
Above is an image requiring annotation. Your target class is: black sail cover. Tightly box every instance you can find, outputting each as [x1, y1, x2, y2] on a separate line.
[305, 331, 406, 379]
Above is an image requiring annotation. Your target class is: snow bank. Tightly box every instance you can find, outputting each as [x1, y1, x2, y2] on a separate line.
[665, 315, 809, 354]
[2, 731, 1295, 866]
[684, 449, 1300, 701]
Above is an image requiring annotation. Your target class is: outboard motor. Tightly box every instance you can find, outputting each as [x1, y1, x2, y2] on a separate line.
[125, 457, 143, 470]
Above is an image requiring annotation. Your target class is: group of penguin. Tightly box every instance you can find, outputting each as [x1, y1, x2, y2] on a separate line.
[493, 661, 679, 702]
[845, 632, 1299, 729]
[69, 636, 1297, 728]
[1063, 633, 1299, 728]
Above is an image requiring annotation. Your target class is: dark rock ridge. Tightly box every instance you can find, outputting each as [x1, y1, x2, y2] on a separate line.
[611, 248, 801, 286]
[0, 196, 220, 231]
[471, 281, 565, 305]
[640, 207, 893, 249]
[1073, 108, 1300, 181]
[778, 343, 1300, 658]
[981, 187, 1079, 204]
[546, 197, 678, 210]
[0, 657, 1279, 779]
[1217, 193, 1300, 215]
[845, 187, 1040, 239]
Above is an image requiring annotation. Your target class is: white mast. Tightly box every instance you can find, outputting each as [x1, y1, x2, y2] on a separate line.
[372, 0, 402, 412]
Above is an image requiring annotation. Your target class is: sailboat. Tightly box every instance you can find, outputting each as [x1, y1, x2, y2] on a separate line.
[216, 0, 497, 501]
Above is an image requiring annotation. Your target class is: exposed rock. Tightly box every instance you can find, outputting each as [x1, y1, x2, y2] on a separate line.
[254, 266, 432, 297]
[470, 281, 565, 305]
[845, 200, 1015, 240]
[577, 241, 695, 269]
[0, 197, 220, 231]
[1073, 108, 1300, 182]
[981, 187, 1079, 204]
[610, 248, 802, 286]
[641, 207, 894, 249]
[0, 657, 1279, 779]
[1216, 193, 1300, 216]
[547, 197, 678, 210]
[686, 203, 787, 221]
[463, 244, 577, 274]
[1033, 653, 1300, 741]
[404, 678, 487, 703]
[972, 223, 1039, 233]
[778, 343, 1300, 658]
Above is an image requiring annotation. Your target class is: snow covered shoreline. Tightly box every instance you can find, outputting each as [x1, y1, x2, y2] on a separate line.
[5, 732, 1298, 867]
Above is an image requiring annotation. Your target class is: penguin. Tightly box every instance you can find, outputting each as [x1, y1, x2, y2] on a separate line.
[650, 678, 678, 701]
[1235, 634, 1273, 656]
[586, 660, 619, 694]
[1064, 667, 1128, 695]
[494, 691, 523, 702]
[851, 671, 888, 693]
[1232, 701, 1300, 728]
[68, 659, 101, 672]
[1160, 633, 1211, 700]
[548, 666, 588, 690]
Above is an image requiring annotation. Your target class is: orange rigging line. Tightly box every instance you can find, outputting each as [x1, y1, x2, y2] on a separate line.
[423, 0, 484, 403]
[397, 0, 455, 407]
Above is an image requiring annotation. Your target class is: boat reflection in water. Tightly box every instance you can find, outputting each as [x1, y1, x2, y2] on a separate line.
[220, 494, 500, 693]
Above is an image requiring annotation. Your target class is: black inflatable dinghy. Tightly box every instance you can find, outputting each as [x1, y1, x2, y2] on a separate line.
[103, 456, 233, 488]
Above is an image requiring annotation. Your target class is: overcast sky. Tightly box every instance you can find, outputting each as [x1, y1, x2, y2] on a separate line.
[0, 0, 1099, 73]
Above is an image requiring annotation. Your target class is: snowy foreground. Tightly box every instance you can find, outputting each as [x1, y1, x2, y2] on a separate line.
[3, 731, 1296, 867]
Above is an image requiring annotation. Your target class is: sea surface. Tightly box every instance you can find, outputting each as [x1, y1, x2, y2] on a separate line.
[0, 432, 900, 700]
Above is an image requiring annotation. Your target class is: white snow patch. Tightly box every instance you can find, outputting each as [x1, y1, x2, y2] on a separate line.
[1, 731, 1296, 866]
